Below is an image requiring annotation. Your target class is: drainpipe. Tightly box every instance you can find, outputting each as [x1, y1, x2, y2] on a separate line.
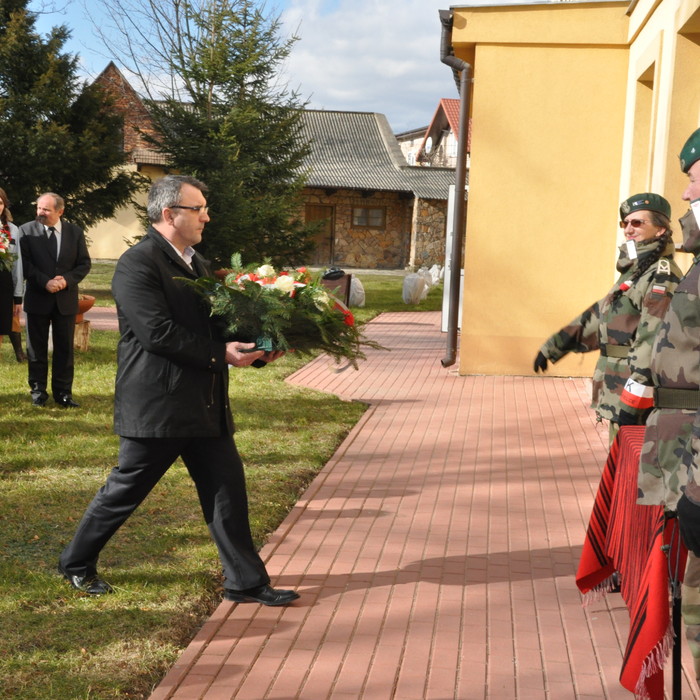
[439, 9, 471, 368]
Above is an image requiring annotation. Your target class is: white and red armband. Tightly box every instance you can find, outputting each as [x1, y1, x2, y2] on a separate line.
[620, 377, 654, 410]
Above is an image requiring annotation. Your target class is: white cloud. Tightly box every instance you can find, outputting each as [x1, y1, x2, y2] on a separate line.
[278, 0, 459, 133]
[31, 0, 467, 134]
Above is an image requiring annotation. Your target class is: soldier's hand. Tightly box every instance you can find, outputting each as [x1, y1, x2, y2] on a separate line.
[677, 494, 700, 557]
[533, 352, 549, 373]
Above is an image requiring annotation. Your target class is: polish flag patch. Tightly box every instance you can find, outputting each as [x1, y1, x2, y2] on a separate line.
[620, 377, 654, 410]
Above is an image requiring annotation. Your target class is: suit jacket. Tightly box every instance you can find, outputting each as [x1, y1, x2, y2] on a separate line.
[20, 219, 91, 315]
[111, 227, 233, 439]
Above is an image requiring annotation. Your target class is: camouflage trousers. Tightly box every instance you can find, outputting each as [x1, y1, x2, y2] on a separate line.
[683, 552, 700, 681]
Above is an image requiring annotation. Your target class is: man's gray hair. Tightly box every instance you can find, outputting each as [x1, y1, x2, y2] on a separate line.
[39, 192, 65, 211]
[147, 175, 208, 223]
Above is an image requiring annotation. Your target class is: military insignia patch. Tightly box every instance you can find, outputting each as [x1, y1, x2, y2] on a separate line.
[657, 259, 671, 274]
[652, 284, 666, 294]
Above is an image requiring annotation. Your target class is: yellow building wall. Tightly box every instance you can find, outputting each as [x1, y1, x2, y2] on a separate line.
[621, 0, 700, 261]
[85, 164, 164, 260]
[451, 3, 629, 376]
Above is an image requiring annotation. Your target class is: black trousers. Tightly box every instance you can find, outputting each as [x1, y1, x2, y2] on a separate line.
[59, 434, 270, 591]
[26, 308, 75, 399]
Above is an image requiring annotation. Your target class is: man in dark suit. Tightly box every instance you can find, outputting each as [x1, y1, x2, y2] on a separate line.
[58, 174, 299, 606]
[20, 192, 91, 407]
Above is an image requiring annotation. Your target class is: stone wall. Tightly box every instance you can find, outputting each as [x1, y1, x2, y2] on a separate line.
[410, 198, 447, 268]
[303, 188, 412, 269]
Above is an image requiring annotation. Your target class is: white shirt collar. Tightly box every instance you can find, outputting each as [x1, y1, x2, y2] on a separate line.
[163, 236, 195, 269]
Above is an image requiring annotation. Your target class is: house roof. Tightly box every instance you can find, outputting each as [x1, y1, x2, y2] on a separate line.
[441, 98, 461, 133]
[301, 110, 459, 200]
[94, 62, 165, 166]
[395, 126, 429, 141]
[417, 98, 471, 162]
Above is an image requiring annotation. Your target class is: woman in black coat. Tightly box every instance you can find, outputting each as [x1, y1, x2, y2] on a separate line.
[0, 187, 25, 361]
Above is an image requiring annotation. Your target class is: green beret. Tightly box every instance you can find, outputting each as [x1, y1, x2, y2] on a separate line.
[619, 192, 671, 220]
[680, 128, 700, 173]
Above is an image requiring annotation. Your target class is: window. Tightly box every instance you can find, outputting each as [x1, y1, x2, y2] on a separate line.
[352, 207, 386, 229]
[448, 137, 458, 158]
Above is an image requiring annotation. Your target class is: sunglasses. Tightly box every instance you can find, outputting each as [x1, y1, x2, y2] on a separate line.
[619, 218, 651, 228]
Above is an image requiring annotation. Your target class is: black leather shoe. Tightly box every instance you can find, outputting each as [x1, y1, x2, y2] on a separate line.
[58, 563, 113, 595]
[32, 395, 47, 406]
[223, 584, 300, 606]
[55, 395, 80, 408]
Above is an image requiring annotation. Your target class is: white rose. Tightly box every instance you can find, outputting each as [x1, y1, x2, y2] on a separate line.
[313, 289, 331, 310]
[256, 264, 275, 278]
[274, 275, 296, 294]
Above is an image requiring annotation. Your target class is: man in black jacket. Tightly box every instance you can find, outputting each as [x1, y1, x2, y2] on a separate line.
[58, 175, 299, 606]
[20, 193, 91, 407]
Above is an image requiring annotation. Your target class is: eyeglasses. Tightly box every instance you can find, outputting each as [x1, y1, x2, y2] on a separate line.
[170, 205, 209, 215]
[619, 218, 650, 228]
[620, 219, 651, 228]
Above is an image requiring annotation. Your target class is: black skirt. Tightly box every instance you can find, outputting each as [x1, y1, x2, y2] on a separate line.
[0, 268, 14, 334]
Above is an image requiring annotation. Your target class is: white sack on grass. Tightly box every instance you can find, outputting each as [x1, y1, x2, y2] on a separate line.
[349, 276, 365, 307]
[402, 274, 426, 305]
[416, 268, 432, 299]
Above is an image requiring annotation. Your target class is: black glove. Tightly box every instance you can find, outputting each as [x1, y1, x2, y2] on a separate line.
[533, 352, 549, 373]
[677, 494, 700, 557]
[616, 409, 639, 427]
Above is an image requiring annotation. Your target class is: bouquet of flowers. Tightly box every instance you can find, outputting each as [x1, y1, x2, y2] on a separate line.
[187, 253, 385, 369]
[0, 226, 16, 273]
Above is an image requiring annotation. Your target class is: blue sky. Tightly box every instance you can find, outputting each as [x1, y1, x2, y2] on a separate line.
[29, 0, 465, 133]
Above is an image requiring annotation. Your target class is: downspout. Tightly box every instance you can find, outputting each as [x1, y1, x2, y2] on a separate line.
[439, 9, 471, 368]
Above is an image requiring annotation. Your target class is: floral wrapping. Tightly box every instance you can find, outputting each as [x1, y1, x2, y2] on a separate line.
[0, 226, 16, 273]
[186, 254, 385, 369]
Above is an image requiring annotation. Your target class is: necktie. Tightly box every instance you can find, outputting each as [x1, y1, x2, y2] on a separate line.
[48, 227, 57, 260]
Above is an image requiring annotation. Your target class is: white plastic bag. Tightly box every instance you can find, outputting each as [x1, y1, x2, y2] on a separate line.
[402, 274, 426, 304]
[349, 276, 365, 307]
[417, 268, 432, 300]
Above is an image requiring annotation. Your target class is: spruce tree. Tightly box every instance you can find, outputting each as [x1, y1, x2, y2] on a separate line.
[0, 1, 143, 226]
[95, 0, 315, 268]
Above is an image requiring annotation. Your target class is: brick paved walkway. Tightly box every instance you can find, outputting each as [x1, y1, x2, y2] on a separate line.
[148, 311, 699, 699]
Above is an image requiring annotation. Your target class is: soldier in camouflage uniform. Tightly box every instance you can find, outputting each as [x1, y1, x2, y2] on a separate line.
[535, 193, 681, 443]
[662, 127, 700, 681]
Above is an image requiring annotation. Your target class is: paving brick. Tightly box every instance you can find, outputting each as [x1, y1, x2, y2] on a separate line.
[146, 312, 690, 699]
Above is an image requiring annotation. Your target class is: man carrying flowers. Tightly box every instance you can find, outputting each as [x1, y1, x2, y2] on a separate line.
[58, 174, 299, 606]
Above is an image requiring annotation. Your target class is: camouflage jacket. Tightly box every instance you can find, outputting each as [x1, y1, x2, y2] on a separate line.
[634, 214, 700, 508]
[540, 239, 681, 423]
[637, 212, 700, 510]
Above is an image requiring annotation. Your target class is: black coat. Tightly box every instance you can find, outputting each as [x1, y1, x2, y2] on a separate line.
[112, 228, 233, 438]
[20, 220, 91, 315]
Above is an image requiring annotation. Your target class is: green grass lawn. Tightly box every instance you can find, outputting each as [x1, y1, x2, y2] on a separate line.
[0, 269, 443, 699]
[80, 261, 118, 306]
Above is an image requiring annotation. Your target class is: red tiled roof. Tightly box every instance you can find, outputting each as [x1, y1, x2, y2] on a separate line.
[416, 97, 470, 163]
[440, 98, 461, 134]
